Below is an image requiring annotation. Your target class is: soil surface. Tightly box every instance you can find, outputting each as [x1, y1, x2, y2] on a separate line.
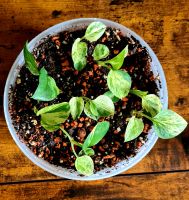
[9, 26, 159, 172]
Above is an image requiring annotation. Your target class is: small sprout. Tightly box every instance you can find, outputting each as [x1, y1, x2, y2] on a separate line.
[60, 121, 110, 176]
[98, 45, 128, 70]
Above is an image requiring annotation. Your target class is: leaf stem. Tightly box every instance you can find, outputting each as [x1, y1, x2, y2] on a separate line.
[60, 128, 83, 157]
[129, 89, 148, 98]
[97, 61, 111, 69]
[129, 89, 142, 98]
[140, 113, 154, 122]
[71, 142, 78, 158]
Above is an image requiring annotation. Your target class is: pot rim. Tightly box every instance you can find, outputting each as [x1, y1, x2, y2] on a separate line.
[3, 18, 168, 180]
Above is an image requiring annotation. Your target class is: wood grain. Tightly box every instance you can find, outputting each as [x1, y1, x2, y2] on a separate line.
[1, 106, 188, 183]
[1, 172, 189, 200]
[0, 0, 189, 198]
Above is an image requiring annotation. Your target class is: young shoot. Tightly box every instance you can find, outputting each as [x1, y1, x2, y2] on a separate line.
[60, 121, 110, 176]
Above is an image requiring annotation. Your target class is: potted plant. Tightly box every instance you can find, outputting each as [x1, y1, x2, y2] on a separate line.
[4, 18, 187, 179]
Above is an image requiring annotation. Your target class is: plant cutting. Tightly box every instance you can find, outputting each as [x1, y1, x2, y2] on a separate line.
[6, 19, 187, 178]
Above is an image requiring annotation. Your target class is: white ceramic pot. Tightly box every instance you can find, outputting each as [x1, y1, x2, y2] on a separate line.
[4, 18, 168, 180]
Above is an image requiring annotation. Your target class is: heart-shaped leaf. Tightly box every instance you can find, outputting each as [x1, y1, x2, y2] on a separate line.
[90, 95, 115, 117]
[124, 116, 144, 142]
[71, 38, 87, 71]
[23, 42, 39, 76]
[84, 21, 106, 42]
[37, 102, 70, 131]
[152, 110, 188, 139]
[104, 90, 119, 103]
[32, 67, 60, 101]
[92, 44, 109, 61]
[142, 94, 162, 117]
[107, 69, 131, 99]
[75, 155, 94, 176]
[69, 97, 84, 120]
[82, 121, 110, 150]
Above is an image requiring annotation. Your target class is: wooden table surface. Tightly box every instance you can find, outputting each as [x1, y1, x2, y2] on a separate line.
[0, 0, 189, 199]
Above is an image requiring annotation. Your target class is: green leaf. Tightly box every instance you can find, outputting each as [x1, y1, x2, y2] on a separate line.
[82, 121, 110, 150]
[84, 21, 106, 42]
[107, 69, 131, 99]
[142, 94, 162, 117]
[75, 155, 94, 176]
[104, 91, 119, 103]
[130, 89, 148, 98]
[152, 110, 188, 139]
[124, 116, 144, 142]
[23, 42, 39, 76]
[71, 38, 87, 71]
[92, 44, 109, 61]
[69, 97, 84, 120]
[32, 67, 60, 101]
[98, 45, 128, 70]
[37, 102, 70, 131]
[90, 95, 115, 117]
[84, 102, 98, 120]
[79, 148, 95, 156]
[41, 120, 60, 132]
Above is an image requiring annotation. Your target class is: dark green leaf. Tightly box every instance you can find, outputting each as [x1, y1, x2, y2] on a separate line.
[83, 121, 110, 150]
[107, 69, 131, 99]
[69, 97, 84, 120]
[32, 67, 60, 101]
[71, 38, 87, 71]
[153, 110, 188, 139]
[90, 95, 115, 117]
[98, 45, 128, 70]
[84, 21, 106, 42]
[75, 155, 94, 176]
[104, 91, 119, 103]
[92, 44, 109, 61]
[124, 116, 144, 142]
[23, 42, 39, 76]
[142, 94, 162, 117]
[84, 102, 98, 120]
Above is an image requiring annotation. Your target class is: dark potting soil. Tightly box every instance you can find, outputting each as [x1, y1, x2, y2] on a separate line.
[9, 27, 159, 172]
